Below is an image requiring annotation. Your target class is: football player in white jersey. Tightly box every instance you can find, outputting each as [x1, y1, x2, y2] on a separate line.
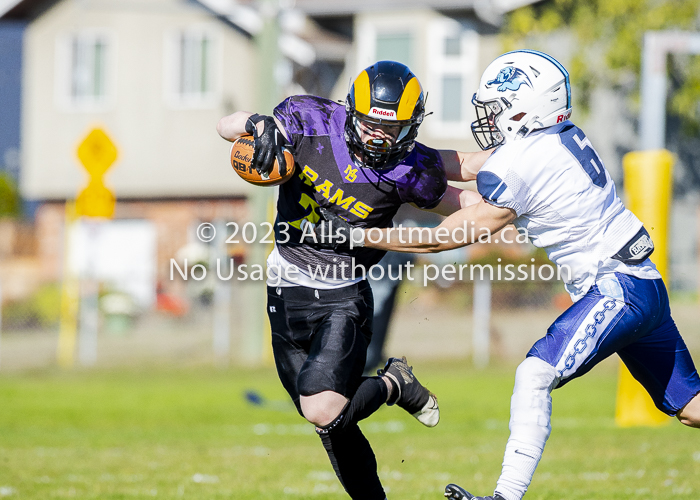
[307, 50, 700, 500]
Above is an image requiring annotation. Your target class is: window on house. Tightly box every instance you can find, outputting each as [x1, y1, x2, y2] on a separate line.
[165, 27, 218, 107]
[56, 31, 112, 109]
[442, 75, 462, 122]
[426, 19, 479, 138]
[178, 31, 212, 96]
[70, 35, 107, 101]
[376, 33, 413, 67]
[444, 36, 461, 57]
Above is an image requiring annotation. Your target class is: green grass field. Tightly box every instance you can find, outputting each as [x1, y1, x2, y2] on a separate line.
[0, 361, 698, 499]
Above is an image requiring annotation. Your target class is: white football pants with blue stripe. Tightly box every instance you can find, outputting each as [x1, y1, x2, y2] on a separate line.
[494, 273, 700, 500]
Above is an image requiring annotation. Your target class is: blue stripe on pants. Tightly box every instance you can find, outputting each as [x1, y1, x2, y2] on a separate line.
[527, 273, 700, 415]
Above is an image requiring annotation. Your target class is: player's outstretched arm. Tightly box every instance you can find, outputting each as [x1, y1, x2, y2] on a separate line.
[439, 150, 493, 182]
[216, 111, 253, 141]
[422, 186, 482, 216]
[367, 200, 515, 253]
[216, 111, 290, 143]
[307, 201, 516, 253]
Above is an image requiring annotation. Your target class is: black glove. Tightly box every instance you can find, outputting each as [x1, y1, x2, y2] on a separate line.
[301, 207, 365, 250]
[245, 114, 295, 177]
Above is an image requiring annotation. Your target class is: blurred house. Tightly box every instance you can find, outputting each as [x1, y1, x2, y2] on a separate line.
[1, 0, 265, 305]
[0, 0, 544, 307]
[294, 0, 543, 152]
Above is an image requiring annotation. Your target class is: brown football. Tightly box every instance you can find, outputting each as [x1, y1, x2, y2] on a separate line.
[229, 135, 295, 186]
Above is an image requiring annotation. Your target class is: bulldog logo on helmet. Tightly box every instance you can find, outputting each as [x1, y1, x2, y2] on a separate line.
[487, 66, 532, 92]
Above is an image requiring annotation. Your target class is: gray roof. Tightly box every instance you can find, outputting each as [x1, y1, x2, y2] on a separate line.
[1, 0, 544, 21]
[0, 0, 45, 18]
[293, 0, 542, 17]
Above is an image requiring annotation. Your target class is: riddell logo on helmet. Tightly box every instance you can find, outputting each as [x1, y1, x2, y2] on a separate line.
[369, 107, 396, 119]
[556, 111, 572, 123]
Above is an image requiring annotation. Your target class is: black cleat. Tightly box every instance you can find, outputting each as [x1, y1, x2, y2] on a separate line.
[444, 484, 506, 500]
[378, 356, 439, 427]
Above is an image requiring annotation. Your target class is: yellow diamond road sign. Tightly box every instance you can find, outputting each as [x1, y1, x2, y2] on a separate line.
[76, 128, 118, 218]
[77, 128, 118, 175]
[76, 181, 116, 219]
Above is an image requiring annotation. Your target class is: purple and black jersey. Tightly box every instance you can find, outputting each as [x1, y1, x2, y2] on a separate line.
[273, 95, 447, 275]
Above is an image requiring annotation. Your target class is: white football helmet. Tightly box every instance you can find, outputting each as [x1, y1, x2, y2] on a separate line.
[471, 50, 572, 150]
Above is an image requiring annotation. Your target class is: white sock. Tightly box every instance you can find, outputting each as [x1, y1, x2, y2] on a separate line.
[495, 440, 543, 500]
[494, 358, 557, 500]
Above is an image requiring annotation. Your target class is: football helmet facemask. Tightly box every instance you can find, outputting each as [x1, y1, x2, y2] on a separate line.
[471, 50, 572, 150]
[345, 61, 425, 169]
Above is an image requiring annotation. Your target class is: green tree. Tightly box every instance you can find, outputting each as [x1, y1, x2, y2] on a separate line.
[0, 172, 21, 217]
[502, 0, 700, 131]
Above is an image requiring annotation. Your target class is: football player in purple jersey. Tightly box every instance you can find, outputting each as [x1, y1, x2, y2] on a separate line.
[218, 60, 490, 499]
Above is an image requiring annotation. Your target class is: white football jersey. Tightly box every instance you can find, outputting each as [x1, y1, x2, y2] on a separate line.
[477, 121, 661, 301]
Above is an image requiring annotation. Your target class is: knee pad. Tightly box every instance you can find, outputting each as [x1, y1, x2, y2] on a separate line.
[509, 357, 557, 446]
[515, 356, 558, 393]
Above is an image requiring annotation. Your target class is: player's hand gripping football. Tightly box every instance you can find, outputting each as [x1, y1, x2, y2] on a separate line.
[301, 208, 365, 250]
[245, 114, 295, 177]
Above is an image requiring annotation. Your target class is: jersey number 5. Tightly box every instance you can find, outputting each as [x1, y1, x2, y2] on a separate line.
[560, 126, 607, 189]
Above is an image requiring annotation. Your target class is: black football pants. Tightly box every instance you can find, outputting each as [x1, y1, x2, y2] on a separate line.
[267, 281, 387, 499]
